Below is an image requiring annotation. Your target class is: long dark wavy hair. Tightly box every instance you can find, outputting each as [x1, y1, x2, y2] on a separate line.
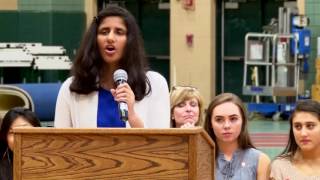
[203, 93, 255, 156]
[0, 107, 41, 158]
[278, 100, 320, 160]
[70, 5, 150, 100]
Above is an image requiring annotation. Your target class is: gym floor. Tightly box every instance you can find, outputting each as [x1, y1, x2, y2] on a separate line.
[249, 120, 290, 159]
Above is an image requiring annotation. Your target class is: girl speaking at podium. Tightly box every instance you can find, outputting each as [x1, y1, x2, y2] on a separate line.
[54, 5, 170, 128]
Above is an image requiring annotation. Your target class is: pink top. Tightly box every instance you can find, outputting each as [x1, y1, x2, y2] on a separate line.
[270, 157, 320, 180]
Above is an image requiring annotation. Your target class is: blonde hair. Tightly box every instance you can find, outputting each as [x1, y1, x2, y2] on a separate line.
[170, 86, 204, 127]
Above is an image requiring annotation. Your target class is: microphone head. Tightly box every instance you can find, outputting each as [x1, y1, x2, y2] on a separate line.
[113, 69, 128, 82]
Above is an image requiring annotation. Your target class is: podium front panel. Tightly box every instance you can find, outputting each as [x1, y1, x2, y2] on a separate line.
[13, 128, 215, 180]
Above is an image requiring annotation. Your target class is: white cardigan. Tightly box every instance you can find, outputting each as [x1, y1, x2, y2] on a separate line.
[54, 71, 170, 128]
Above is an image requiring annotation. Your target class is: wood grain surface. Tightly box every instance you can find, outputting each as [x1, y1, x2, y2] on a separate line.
[13, 128, 215, 180]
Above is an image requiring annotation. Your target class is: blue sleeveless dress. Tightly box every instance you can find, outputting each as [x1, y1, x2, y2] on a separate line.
[97, 88, 125, 127]
[215, 148, 260, 180]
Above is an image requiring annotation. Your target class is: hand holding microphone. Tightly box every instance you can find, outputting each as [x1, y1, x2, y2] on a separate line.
[112, 69, 133, 122]
[112, 69, 144, 127]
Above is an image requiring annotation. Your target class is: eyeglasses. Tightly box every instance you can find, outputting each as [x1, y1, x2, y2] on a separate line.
[171, 86, 198, 92]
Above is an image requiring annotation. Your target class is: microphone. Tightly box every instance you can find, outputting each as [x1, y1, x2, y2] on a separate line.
[113, 69, 129, 121]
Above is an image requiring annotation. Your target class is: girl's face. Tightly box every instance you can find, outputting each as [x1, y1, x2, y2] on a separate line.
[173, 98, 200, 127]
[97, 16, 127, 67]
[292, 111, 320, 153]
[7, 117, 33, 150]
[211, 102, 242, 146]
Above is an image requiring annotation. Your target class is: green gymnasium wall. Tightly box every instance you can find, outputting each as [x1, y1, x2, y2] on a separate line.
[114, 0, 170, 82]
[0, 10, 85, 83]
[18, 0, 84, 12]
[218, 0, 283, 101]
[306, 0, 320, 90]
[0, 1, 170, 84]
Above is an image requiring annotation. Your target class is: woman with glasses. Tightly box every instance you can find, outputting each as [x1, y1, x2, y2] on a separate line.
[0, 107, 41, 180]
[270, 100, 320, 179]
[170, 86, 204, 128]
[203, 93, 270, 180]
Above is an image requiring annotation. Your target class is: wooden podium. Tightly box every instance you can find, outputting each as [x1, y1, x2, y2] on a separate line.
[13, 128, 215, 180]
